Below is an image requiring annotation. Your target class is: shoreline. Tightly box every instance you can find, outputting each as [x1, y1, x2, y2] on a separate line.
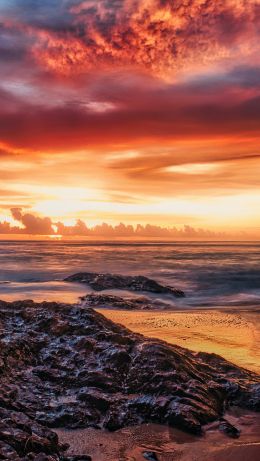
[0, 298, 259, 460]
[97, 307, 260, 374]
[56, 408, 260, 461]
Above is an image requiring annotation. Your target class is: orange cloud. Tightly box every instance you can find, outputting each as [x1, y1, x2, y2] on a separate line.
[29, 0, 259, 79]
[11, 208, 54, 235]
[0, 207, 226, 239]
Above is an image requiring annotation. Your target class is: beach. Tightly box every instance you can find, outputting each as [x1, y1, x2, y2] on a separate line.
[97, 307, 260, 374]
[56, 408, 260, 461]
[1, 297, 260, 461]
[0, 242, 260, 460]
[57, 305, 260, 460]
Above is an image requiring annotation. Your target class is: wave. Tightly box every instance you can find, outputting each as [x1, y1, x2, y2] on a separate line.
[0, 241, 260, 307]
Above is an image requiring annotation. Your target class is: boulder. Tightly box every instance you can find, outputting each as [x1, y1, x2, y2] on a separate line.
[80, 293, 173, 310]
[65, 273, 185, 297]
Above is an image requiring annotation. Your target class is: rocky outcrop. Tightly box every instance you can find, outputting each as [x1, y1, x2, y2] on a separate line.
[218, 418, 241, 438]
[0, 300, 259, 459]
[0, 405, 69, 461]
[80, 293, 173, 310]
[65, 273, 185, 297]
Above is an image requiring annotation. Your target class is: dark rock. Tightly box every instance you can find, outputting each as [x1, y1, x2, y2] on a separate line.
[80, 293, 174, 310]
[0, 406, 64, 460]
[0, 299, 259, 460]
[143, 452, 159, 461]
[65, 272, 185, 297]
[235, 383, 260, 411]
[219, 418, 241, 438]
[62, 457, 92, 461]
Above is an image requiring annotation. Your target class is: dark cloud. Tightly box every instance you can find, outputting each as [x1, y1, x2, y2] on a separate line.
[0, 1, 73, 29]
[228, 66, 260, 89]
[0, 70, 259, 151]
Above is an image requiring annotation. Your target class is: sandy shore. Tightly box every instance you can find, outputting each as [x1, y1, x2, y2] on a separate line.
[56, 408, 260, 461]
[97, 307, 260, 374]
[55, 307, 260, 460]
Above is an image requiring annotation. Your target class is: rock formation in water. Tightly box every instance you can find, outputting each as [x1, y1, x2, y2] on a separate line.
[80, 293, 173, 310]
[65, 272, 185, 297]
[0, 300, 259, 460]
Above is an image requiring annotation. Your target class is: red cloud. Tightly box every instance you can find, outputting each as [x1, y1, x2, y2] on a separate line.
[1, 1, 259, 80]
[0, 71, 259, 152]
[0, 1, 259, 152]
[31, 0, 259, 79]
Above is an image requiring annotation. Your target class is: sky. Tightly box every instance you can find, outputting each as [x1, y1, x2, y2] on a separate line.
[0, 0, 259, 238]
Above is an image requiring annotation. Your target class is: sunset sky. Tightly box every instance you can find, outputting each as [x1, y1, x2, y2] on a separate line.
[0, 0, 259, 238]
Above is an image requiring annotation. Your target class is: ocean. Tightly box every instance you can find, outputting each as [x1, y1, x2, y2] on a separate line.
[0, 240, 260, 307]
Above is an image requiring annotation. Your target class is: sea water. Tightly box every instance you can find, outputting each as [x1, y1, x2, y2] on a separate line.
[0, 240, 260, 307]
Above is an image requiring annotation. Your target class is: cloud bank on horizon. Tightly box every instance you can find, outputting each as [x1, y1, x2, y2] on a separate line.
[0, 0, 259, 234]
[0, 207, 227, 239]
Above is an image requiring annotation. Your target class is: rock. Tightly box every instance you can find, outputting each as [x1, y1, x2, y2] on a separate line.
[80, 293, 173, 310]
[219, 418, 241, 438]
[0, 440, 18, 459]
[0, 298, 259, 459]
[0, 406, 64, 460]
[143, 452, 159, 461]
[63, 455, 92, 461]
[62, 457, 92, 461]
[235, 383, 260, 411]
[65, 272, 185, 297]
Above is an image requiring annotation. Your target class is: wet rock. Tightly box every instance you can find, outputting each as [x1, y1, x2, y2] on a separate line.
[0, 298, 259, 459]
[65, 273, 185, 297]
[62, 457, 92, 460]
[77, 388, 111, 411]
[80, 293, 173, 310]
[64, 455, 92, 461]
[235, 383, 260, 411]
[143, 452, 159, 461]
[219, 418, 241, 438]
[0, 440, 18, 459]
[0, 406, 64, 460]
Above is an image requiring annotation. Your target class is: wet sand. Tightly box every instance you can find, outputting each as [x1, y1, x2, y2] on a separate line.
[97, 308, 260, 374]
[56, 307, 260, 461]
[56, 409, 260, 461]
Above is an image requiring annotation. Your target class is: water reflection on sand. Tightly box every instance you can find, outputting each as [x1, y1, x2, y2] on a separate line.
[98, 308, 260, 374]
[56, 409, 260, 461]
